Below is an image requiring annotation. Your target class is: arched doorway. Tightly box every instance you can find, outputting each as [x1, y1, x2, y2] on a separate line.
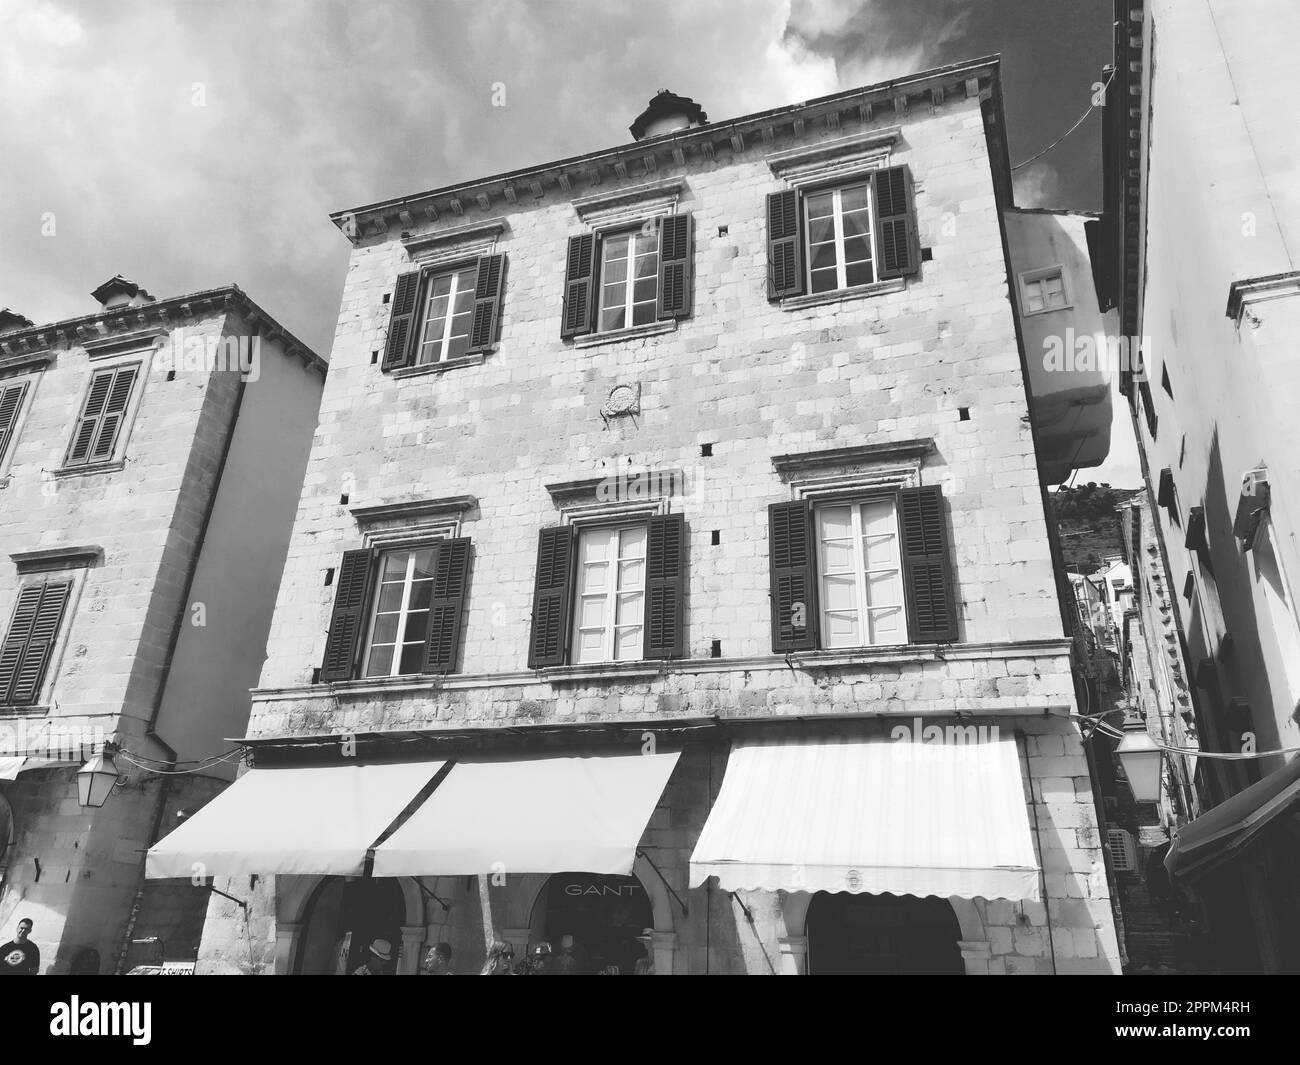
[806, 892, 963, 974]
[295, 877, 406, 974]
[528, 872, 654, 974]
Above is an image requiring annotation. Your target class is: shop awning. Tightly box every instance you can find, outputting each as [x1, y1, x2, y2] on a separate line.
[145, 761, 443, 879]
[0, 755, 82, 779]
[689, 733, 1040, 900]
[371, 751, 680, 877]
[1165, 755, 1300, 881]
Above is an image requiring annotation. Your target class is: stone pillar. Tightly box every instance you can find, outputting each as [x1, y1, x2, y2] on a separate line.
[778, 934, 808, 975]
[399, 924, 425, 975]
[649, 929, 677, 975]
[273, 922, 301, 975]
[959, 939, 991, 975]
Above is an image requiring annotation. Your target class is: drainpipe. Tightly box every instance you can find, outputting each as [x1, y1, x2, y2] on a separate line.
[114, 367, 248, 973]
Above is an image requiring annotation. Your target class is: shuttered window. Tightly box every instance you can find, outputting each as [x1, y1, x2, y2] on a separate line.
[767, 165, 919, 302]
[65, 364, 139, 467]
[383, 255, 506, 371]
[0, 580, 72, 706]
[598, 230, 659, 332]
[531, 515, 687, 667]
[0, 379, 30, 469]
[415, 266, 477, 365]
[320, 538, 472, 681]
[768, 486, 956, 651]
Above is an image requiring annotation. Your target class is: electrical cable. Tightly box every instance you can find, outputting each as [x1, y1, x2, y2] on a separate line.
[1012, 70, 1115, 172]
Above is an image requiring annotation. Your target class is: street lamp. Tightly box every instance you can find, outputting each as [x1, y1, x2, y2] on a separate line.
[1115, 719, 1163, 802]
[78, 743, 123, 808]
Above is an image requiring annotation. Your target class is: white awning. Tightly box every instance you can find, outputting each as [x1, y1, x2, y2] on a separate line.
[0, 755, 81, 780]
[690, 733, 1040, 900]
[371, 751, 680, 877]
[146, 761, 443, 879]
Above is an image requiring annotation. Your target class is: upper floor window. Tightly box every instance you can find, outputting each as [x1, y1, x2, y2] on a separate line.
[561, 214, 693, 340]
[1019, 267, 1068, 314]
[769, 485, 956, 652]
[529, 514, 685, 667]
[0, 376, 34, 474]
[64, 363, 140, 468]
[598, 231, 660, 332]
[382, 254, 505, 372]
[0, 579, 71, 706]
[320, 537, 472, 680]
[767, 165, 919, 301]
[805, 183, 875, 293]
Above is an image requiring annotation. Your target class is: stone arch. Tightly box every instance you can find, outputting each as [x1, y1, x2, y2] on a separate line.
[279, 874, 427, 975]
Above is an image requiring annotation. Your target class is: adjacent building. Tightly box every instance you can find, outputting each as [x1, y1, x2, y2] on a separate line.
[0, 278, 324, 972]
[1098, 0, 1300, 971]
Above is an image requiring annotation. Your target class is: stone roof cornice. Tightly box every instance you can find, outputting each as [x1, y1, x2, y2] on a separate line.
[332, 55, 1004, 245]
[0, 285, 327, 376]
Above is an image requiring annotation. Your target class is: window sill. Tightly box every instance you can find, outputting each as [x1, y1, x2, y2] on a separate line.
[778, 277, 905, 311]
[1021, 304, 1073, 317]
[572, 320, 676, 348]
[391, 353, 488, 379]
[55, 458, 127, 479]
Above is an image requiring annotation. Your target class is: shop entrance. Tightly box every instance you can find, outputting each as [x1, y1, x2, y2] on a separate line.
[295, 876, 405, 974]
[806, 892, 963, 974]
[529, 872, 654, 975]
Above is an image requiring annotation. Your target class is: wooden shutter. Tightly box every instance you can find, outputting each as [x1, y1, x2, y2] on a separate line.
[766, 190, 805, 300]
[88, 365, 138, 462]
[0, 581, 70, 706]
[467, 254, 506, 354]
[656, 214, 693, 320]
[66, 370, 115, 466]
[381, 271, 422, 371]
[422, 538, 471, 673]
[561, 234, 597, 339]
[528, 526, 575, 668]
[899, 486, 957, 643]
[0, 380, 30, 465]
[644, 514, 686, 658]
[873, 165, 920, 279]
[321, 549, 376, 682]
[768, 501, 818, 652]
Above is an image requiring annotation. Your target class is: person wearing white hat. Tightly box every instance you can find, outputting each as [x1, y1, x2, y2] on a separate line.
[633, 928, 655, 975]
[350, 938, 393, 975]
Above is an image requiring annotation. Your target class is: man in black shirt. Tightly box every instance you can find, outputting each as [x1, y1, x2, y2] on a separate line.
[0, 918, 39, 975]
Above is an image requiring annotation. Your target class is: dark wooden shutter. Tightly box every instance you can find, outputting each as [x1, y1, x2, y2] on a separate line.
[561, 234, 597, 339]
[66, 370, 114, 466]
[766, 190, 805, 300]
[467, 254, 506, 354]
[0, 380, 30, 464]
[656, 214, 693, 320]
[528, 526, 575, 667]
[0, 582, 70, 706]
[768, 501, 818, 652]
[422, 537, 471, 673]
[381, 271, 422, 371]
[873, 165, 920, 279]
[88, 365, 138, 462]
[321, 549, 376, 681]
[644, 514, 686, 658]
[899, 486, 957, 643]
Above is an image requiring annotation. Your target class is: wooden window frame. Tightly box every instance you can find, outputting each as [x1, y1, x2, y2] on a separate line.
[812, 493, 907, 650]
[803, 180, 877, 294]
[570, 521, 648, 665]
[595, 226, 660, 334]
[1018, 266, 1071, 316]
[360, 538, 450, 679]
[413, 262, 479, 366]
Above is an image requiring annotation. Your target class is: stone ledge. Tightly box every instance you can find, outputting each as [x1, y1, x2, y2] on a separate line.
[53, 458, 127, 479]
[391, 352, 488, 378]
[11, 545, 103, 573]
[778, 277, 906, 311]
[772, 439, 935, 474]
[572, 319, 676, 348]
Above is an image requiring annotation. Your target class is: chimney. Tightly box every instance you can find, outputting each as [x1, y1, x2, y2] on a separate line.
[91, 275, 156, 311]
[630, 90, 708, 141]
[0, 309, 34, 335]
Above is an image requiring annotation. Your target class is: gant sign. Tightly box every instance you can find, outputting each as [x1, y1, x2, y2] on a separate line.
[563, 883, 643, 898]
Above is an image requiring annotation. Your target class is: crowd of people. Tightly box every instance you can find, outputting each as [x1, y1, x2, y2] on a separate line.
[350, 928, 656, 975]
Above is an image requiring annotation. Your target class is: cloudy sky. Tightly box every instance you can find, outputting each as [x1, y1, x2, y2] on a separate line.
[0, 0, 1138, 485]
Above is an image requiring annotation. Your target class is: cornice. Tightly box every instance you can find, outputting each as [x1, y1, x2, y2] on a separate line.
[771, 438, 936, 474]
[11, 545, 103, 573]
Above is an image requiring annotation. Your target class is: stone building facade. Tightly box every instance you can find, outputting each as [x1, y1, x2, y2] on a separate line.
[185, 57, 1121, 975]
[0, 278, 324, 972]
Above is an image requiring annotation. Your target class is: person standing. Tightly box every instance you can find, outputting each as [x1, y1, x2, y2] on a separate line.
[633, 928, 655, 975]
[0, 919, 39, 975]
[350, 938, 392, 975]
[479, 941, 514, 975]
[420, 942, 453, 975]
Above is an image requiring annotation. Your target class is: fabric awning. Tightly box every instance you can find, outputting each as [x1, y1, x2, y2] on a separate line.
[0, 755, 81, 780]
[371, 751, 680, 877]
[689, 733, 1040, 900]
[1165, 755, 1300, 881]
[146, 761, 443, 879]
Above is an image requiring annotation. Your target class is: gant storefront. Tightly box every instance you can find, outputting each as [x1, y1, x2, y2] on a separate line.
[156, 718, 1109, 975]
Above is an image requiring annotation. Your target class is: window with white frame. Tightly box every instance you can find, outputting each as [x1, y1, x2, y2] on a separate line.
[1021, 268, 1068, 314]
[362, 546, 438, 677]
[572, 524, 647, 663]
[415, 265, 477, 365]
[815, 498, 905, 648]
[597, 230, 659, 332]
[805, 183, 875, 294]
